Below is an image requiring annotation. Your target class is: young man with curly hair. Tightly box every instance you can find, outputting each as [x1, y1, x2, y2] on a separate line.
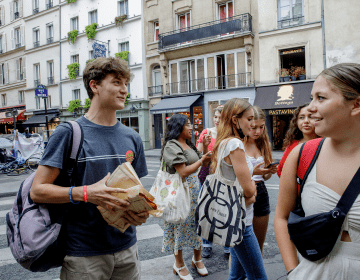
[30, 57, 148, 280]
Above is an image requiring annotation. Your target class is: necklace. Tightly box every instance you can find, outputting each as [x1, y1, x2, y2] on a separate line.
[84, 113, 89, 120]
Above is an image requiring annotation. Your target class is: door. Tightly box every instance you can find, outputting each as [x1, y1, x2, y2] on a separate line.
[154, 114, 163, 149]
[217, 55, 225, 89]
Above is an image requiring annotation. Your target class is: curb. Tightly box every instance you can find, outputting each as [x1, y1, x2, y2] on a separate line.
[0, 191, 18, 198]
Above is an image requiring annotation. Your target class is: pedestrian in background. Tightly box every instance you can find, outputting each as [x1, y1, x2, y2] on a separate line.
[210, 98, 267, 280]
[277, 102, 318, 177]
[244, 106, 277, 253]
[161, 114, 211, 280]
[275, 63, 360, 279]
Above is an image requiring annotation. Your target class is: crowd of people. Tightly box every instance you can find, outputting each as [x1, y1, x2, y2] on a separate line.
[24, 58, 360, 280]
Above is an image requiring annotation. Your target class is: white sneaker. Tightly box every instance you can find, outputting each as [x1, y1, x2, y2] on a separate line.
[191, 256, 209, 276]
[173, 263, 194, 280]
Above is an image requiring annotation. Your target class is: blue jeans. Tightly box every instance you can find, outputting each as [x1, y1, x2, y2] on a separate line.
[228, 225, 267, 280]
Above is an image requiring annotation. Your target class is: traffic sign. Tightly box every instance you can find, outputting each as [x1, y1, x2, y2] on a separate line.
[35, 84, 48, 98]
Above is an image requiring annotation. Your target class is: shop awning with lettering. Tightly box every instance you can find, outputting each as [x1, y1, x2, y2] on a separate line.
[22, 113, 58, 127]
[150, 95, 201, 114]
[0, 109, 26, 123]
[254, 81, 314, 110]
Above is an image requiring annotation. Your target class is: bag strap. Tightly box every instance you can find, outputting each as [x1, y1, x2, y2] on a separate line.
[214, 138, 232, 175]
[335, 167, 360, 214]
[64, 121, 83, 183]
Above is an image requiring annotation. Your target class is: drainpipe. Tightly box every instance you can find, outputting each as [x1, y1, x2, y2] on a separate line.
[321, 0, 326, 69]
[59, 3, 63, 108]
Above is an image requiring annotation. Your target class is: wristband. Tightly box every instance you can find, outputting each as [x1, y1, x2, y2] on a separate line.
[83, 185, 88, 203]
[198, 159, 203, 167]
[69, 186, 80, 204]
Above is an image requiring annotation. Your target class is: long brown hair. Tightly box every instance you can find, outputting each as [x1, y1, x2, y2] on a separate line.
[210, 98, 252, 173]
[247, 106, 273, 166]
[282, 103, 310, 149]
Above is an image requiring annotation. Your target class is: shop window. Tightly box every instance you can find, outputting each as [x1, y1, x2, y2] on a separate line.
[279, 47, 305, 82]
[121, 118, 129, 127]
[193, 106, 203, 144]
[130, 117, 139, 133]
[278, 0, 303, 28]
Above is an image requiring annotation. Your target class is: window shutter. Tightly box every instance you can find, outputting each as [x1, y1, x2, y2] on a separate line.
[2, 33, 6, 52]
[19, 0, 23, 17]
[10, 2, 13, 21]
[1, 6, 5, 25]
[16, 58, 20, 81]
[22, 56, 26, 79]
[4, 62, 9, 84]
[20, 26, 24, 46]
[0, 64, 3, 85]
[11, 29, 14, 50]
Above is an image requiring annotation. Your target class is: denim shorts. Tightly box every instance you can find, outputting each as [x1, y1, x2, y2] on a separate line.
[253, 181, 271, 217]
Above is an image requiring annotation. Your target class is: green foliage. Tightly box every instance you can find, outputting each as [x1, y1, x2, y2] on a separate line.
[67, 99, 81, 113]
[115, 15, 128, 27]
[68, 30, 78, 45]
[115, 51, 129, 62]
[124, 93, 130, 105]
[84, 98, 91, 109]
[67, 0, 76, 3]
[85, 23, 98, 40]
[67, 63, 80, 80]
[86, 59, 95, 64]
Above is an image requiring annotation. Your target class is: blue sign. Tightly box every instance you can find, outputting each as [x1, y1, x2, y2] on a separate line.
[35, 84, 48, 98]
[92, 42, 107, 58]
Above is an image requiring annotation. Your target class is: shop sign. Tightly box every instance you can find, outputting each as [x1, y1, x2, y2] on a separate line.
[274, 85, 294, 106]
[280, 48, 304, 55]
[269, 109, 295, 115]
[35, 85, 48, 98]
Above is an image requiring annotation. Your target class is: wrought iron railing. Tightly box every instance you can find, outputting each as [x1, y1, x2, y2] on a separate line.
[14, 12, 19, 19]
[48, 77, 54, 85]
[158, 13, 252, 50]
[278, 16, 304, 28]
[33, 8, 39, 14]
[19, 73, 24, 80]
[33, 41, 40, 48]
[46, 2, 53, 9]
[34, 79, 40, 88]
[166, 72, 251, 95]
[47, 37, 53, 44]
[16, 43, 21, 49]
[148, 85, 163, 96]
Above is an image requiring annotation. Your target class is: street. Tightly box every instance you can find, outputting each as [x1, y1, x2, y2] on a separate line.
[0, 153, 286, 280]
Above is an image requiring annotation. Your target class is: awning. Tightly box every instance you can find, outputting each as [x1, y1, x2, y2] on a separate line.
[150, 95, 201, 114]
[22, 113, 58, 127]
[0, 109, 26, 123]
[254, 81, 314, 110]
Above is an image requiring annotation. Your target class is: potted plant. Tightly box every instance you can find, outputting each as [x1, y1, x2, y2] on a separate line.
[115, 15, 128, 27]
[67, 99, 82, 114]
[85, 23, 98, 40]
[298, 66, 306, 80]
[290, 66, 297, 81]
[68, 30, 78, 45]
[67, 0, 76, 3]
[279, 68, 290, 82]
[84, 98, 91, 112]
[67, 62, 80, 80]
[115, 51, 129, 62]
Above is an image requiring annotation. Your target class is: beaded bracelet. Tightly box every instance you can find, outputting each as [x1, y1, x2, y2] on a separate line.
[69, 186, 80, 204]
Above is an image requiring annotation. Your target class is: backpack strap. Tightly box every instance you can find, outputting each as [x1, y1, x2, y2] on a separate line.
[64, 121, 83, 183]
[297, 138, 325, 195]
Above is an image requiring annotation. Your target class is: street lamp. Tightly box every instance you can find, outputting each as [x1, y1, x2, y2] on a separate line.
[5, 109, 18, 133]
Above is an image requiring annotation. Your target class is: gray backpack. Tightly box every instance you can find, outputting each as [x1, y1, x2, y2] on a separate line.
[6, 121, 83, 272]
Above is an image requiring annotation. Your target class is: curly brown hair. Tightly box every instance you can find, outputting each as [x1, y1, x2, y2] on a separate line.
[282, 103, 310, 150]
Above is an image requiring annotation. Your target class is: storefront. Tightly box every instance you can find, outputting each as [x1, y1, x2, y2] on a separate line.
[23, 109, 61, 139]
[254, 81, 314, 150]
[0, 105, 26, 134]
[150, 94, 204, 148]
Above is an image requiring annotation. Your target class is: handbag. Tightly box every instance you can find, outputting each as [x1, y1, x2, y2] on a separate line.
[149, 160, 191, 224]
[195, 139, 246, 248]
[288, 138, 360, 261]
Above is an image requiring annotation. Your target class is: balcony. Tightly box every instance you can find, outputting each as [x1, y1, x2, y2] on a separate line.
[48, 77, 54, 85]
[166, 72, 251, 95]
[34, 79, 40, 88]
[47, 37, 53, 44]
[148, 85, 163, 97]
[15, 43, 21, 49]
[33, 8, 39, 15]
[14, 12, 19, 19]
[158, 13, 252, 51]
[46, 2, 53, 9]
[34, 41, 40, 48]
[278, 16, 304, 29]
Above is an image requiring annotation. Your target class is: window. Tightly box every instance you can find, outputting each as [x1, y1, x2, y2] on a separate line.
[34, 64, 40, 87]
[89, 50, 94, 59]
[71, 17, 79, 31]
[73, 89, 80, 100]
[1, 94, 6, 106]
[15, 27, 21, 48]
[278, 0, 303, 28]
[35, 97, 40, 109]
[119, 41, 129, 52]
[0, 36, 2, 54]
[33, 0, 39, 14]
[14, 0, 19, 19]
[279, 47, 306, 82]
[218, 1, 234, 35]
[150, 65, 162, 95]
[71, 54, 79, 63]
[154, 21, 159, 41]
[10, 0, 22, 21]
[46, 24, 53, 44]
[17, 57, 25, 80]
[0, 6, 4, 26]
[47, 61, 54, 85]
[18, 91, 25, 104]
[45, 96, 51, 108]
[46, 0, 53, 9]
[178, 12, 191, 31]
[89, 10, 97, 24]
[0, 63, 8, 85]
[33, 28, 40, 48]
[118, 0, 128, 16]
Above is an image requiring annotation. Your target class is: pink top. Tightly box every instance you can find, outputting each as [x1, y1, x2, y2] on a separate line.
[196, 128, 216, 152]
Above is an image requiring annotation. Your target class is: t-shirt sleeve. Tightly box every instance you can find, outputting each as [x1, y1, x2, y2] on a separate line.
[132, 134, 148, 178]
[222, 138, 245, 159]
[40, 123, 73, 170]
[196, 129, 207, 146]
[162, 140, 187, 168]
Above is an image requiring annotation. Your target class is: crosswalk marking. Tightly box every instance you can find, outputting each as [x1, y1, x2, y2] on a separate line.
[0, 199, 15, 206]
[0, 224, 6, 235]
[0, 210, 8, 219]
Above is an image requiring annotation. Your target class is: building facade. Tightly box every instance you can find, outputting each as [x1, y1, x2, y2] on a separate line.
[144, 0, 259, 149]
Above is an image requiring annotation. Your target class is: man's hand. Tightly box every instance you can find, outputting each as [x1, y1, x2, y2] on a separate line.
[87, 173, 130, 213]
[121, 211, 149, 226]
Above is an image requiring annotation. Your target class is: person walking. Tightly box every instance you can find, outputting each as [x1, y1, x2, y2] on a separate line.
[277, 103, 318, 177]
[30, 57, 149, 280]
[244, 106, 277, 253]
[210, 98, 267, 280]
[275, 63, 360, 280]
[161, 114, 211, 280]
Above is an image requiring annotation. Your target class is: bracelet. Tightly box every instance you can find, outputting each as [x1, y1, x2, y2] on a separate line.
[287, 268, 295, 276]
[69, 186, 80, 204]
[198, 159, 203, 167]
[83, 185, 88, 203]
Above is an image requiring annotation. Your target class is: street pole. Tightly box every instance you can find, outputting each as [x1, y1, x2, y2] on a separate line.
[44, 97, 50, 141]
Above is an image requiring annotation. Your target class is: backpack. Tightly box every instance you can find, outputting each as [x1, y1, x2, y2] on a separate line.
[5, 121, 83, 272]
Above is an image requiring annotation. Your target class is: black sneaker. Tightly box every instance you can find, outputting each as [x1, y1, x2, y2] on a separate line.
[201, 247, 212, 258]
